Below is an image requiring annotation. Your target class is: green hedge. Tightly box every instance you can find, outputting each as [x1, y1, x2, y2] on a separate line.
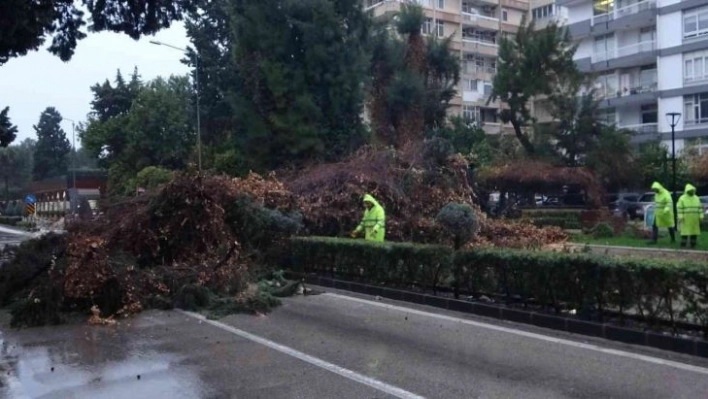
[290, 237, 708, 334]
[0, 216, 22, 226]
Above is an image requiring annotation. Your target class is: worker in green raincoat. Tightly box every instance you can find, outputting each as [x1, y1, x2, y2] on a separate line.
[650, 181, 676, 244]
[351, 194, 385, 242]
[677, 183, 703, 248]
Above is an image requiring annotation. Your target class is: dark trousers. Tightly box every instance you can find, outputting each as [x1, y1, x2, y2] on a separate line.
[680, 235, 698, 248]
[652, 222, 675, 243]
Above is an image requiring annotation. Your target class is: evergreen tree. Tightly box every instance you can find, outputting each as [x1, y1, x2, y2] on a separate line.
[490, 20, 578, 155]
[0, 107, 18, 147]
[32, 107, 71, 180]
[225, 0, 371, 170]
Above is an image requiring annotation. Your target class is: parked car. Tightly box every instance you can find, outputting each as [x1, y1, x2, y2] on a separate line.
[606, 193, 640, 219]
[700, 196, 708, 216]
[636, 191, 682, 219]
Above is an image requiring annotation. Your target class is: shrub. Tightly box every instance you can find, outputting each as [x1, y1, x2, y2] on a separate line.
[0, 216, 21, 226]
[436, 203, 480, 249]
[289, 237, 708, 335]
[592, 223, 614, 239]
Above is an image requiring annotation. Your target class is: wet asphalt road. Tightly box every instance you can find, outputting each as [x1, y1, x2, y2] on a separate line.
[2, 289, 708, 398]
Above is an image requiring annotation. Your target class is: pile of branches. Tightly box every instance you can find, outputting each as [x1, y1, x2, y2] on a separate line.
[286, 143, 478, 243]
[475, 219, 568, 249]
[1, 172, 301, 327]
[286, 143, 566, 248]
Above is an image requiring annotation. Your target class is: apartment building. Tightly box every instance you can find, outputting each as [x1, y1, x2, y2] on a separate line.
[365, 0, 530, 135]
[557, 0, 708, 152]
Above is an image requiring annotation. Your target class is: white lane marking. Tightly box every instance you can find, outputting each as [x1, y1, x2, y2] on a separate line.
[324, 293, 708, 376]
[180, 310, 426, 399]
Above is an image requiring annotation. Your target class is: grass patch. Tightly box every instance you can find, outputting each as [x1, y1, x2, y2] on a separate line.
[571, 233, 708, 251]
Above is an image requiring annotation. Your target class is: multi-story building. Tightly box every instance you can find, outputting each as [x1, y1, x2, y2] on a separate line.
[557, 0, 708, 152]
[365, 0, 530, 135]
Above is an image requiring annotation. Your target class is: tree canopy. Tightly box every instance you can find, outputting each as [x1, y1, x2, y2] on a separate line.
[32, 107, 72, 180]
[0, 107, 18, 147]
[0, 0, 197, 64]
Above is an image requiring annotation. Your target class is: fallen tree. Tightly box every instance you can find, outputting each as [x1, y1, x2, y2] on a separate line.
[0, 172, 302, 327]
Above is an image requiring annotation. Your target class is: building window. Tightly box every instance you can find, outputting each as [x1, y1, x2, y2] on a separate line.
[532, 5, 555, 20]
[684, 6, 708, 40]
[462, 105, 477, 121]
[422, 18, 432, 35]
[684, 50, 708, 83]
[437, 0, 445, 9]
[684, 93, 708, 126]
[479, 107, 498, 123]
[436, 20, 444, 37]
[416, 0, 432, 7]
[641, 103, 658, 124]
[502, 9, 508, 21]
[593, 33, 615, 60]
[466, 79, 478, 91]
[593, 0, 614, 16]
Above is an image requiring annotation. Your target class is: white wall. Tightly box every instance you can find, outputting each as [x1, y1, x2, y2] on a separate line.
[661, 138, 685, 153]
[575, 39, 593, 59]
[658, 53, 683, 91]
[505, 8, 525, 25]
[566, 2, 592, 24]
[658, 96, 685, 132]
[617, 106, 642, 126]
[657, 12, 682, 50]
[657, 0, 681, 8]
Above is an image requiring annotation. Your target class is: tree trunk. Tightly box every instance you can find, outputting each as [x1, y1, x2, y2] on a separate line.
[510, 119, 535, 155]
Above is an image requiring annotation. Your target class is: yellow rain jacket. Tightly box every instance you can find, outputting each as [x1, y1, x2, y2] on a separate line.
[677, 183, 703, 236]
[355, 194, 385, 242]
[652, 182, 675, 228]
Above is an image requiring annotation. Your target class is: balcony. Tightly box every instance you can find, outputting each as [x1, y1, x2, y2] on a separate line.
[462, 38, 498, 57]
[461, 12, 499, 30]
[618, 123, 658, 135]
[685, 117, 708, 128]
[462, 64, 496, 80]
[500, 0, 527, 10]
[590, 0, 656, 26]
[592, 40, 655, 63]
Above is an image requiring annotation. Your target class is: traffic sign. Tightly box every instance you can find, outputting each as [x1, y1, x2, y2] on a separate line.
[24, 194, 36, 204]
[25, 203, 36, 216]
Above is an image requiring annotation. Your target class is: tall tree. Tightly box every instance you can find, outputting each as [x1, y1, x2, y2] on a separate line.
[32, 107, 71, 180]
[0, 107, 18, 147]
[0, 145, 32, 200]
[368, 4, 460, 148]
[394, 3, 426, 146]
[490, 20, 579, 155]
[224, 0, 371, 170]
[0, 0, 197, 64]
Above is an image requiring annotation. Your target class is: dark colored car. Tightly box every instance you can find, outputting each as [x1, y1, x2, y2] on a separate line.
[606, 193, 640, 219]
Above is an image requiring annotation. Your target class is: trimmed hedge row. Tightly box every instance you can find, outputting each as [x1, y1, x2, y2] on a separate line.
[521, 209, 583, 230]
[0, 216, 22, 226]
[290, 237, 708, 335]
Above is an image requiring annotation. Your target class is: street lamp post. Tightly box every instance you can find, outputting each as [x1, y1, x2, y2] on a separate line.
[61, 117, 77, 215]
[150, 40, 202, 172]
[666, 112, 682, 228]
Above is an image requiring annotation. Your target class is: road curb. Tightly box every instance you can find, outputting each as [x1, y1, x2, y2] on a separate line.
[289, 272, 708, 359]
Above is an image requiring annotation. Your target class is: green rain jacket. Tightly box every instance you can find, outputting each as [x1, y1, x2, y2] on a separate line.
[678, 183, 703, 236]
[355, 194, 385, 242]
[652, 182, 675, 228]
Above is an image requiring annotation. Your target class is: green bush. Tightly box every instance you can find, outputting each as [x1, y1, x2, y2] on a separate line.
[291, 237, 452, 291]
[592, 222, 614, 239]
[436, 203, 479, 249]
[289, 237, 708, 334]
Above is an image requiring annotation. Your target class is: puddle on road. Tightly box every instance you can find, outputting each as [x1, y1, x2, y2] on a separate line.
[0, 327, 210, 398]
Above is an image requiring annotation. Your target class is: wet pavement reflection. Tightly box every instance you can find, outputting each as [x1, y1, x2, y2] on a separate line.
[0, 315, 210, 398]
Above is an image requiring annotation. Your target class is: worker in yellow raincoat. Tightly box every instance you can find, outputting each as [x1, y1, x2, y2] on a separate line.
[351, 194, 385, 242]
[677, 183, 703, 248]
[650, 181, 676, 244]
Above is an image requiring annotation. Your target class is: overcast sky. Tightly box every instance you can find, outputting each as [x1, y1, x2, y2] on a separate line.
[0, 22, 191, 145]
